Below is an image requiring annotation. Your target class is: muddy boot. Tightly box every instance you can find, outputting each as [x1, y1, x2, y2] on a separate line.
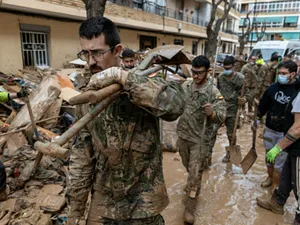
[256, 192, 284, 214]
[0, 187, 7, 202]
[271, 170, 281, 193]
[261, 176, 272, 188]
[184, 197, 196, 224]
[222, 151, 230, 163]
[261, 165, 273, 188]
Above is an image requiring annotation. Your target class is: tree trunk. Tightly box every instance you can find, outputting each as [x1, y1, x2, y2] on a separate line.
[84, 0, 107, 19]
[206, 29, 218, 61]
[239, 39, 245, 54]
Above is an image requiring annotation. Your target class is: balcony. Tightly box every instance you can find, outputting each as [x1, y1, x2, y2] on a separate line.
[42, 0, 85, 8]
[108, 0, 209, 27]
[222, 28, 237, 35]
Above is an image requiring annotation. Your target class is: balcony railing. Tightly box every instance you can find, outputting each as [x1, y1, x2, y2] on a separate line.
[108, 0, 209, 27]
[221, 28, 237, 35]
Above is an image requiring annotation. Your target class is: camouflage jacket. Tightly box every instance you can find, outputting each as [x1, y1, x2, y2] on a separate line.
[241, 63, 258, 89]
[67, 72, 185, 221]
[177, 80, 226, 143]
[217, 72, 251, 117]
[259, 62, 276, 87]
[235, 57, 246, 72]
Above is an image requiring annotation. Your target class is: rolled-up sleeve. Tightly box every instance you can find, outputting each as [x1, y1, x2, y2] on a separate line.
[67, 105, 96, 220]
[124, 73, 185, 121]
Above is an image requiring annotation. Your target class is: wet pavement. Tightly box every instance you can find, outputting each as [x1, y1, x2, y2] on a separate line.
[161, 124, 296, 225]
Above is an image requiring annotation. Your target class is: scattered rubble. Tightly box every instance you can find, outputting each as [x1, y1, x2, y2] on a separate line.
[0, 45, 194, 224]
[0, 66, 80, 225]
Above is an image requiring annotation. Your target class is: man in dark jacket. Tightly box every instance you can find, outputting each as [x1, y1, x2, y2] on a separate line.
[256, 60, 300, 225]
[255, 60, 300, 194]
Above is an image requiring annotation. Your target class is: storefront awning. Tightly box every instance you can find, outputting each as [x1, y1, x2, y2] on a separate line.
[285, 16, 298, 23]
[255, 17, 283, 23]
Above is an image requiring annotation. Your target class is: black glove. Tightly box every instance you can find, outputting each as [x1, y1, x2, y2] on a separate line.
[17, 88, 28, 98]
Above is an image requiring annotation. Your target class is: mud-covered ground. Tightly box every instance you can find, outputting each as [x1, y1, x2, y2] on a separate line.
[161, 124, 296, 225]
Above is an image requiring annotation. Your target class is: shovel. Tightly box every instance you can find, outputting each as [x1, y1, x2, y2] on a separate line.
[240, 100, 258, 174]
[225, 82, 246, 166]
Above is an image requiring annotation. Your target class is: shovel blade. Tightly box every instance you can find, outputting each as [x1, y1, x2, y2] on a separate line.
[240, 147, 258, 174]
[226, 145, 242, 166]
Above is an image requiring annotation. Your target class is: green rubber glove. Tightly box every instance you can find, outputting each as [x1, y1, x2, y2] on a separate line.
[266, 144, 282, 164]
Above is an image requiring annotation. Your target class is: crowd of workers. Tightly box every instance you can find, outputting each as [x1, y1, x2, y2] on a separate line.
[0, 15, 299, 225]
[69, 17, 300, 225]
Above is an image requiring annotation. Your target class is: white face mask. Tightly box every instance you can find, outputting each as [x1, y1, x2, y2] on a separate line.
[278, 72, 295, 85]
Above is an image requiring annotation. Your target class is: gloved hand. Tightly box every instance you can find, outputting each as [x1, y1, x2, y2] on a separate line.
[238, 96, 247, 106]
[266, 144, 282, 164]
[251, 119, 260, 132]
[17, 87, 28, 98]
[202, 103, 213, 116]
[87, 67, 128, 90]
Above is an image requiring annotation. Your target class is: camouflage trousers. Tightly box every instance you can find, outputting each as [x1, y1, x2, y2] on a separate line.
[208, 124, 220, 157]
[257, 85, 268, 101]
[177, 137, 209, 194]
[215, 116, 236, 146]
[248, 87, 257, 112]
[87, 214, 165, 225]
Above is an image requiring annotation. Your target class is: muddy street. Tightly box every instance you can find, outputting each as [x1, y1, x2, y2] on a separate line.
[162, 123, 296, 225]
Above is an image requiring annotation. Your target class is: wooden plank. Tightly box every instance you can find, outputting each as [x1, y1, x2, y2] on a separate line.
[2, 83, 21, 93]
[59, 87, 80, 103]
[41, 98, 62, 129]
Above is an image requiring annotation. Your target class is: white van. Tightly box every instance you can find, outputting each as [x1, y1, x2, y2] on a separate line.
[249, 40, 300, 61]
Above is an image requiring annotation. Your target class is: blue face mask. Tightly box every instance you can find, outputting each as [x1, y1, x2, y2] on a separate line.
[277, 74, 290, 85]
[223, 69, 233, 76]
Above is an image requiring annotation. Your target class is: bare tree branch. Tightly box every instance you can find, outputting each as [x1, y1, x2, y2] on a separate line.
[238, 10, 255, 53]
[205, 0, 235, 59]
[82, 0, 107, 18]
[255, 22, 266, 41]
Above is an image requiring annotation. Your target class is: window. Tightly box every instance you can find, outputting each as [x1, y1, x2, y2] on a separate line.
[254, 1, 300, 13]
[284, 16, 298, 27]
[21, 31, 49, 68]
[174, 39, 184, 45]
[139, 35, 157, 50]
[289, 49, 300, 57]
[133, 0, 143, 9]
[192, 41, 198, 55]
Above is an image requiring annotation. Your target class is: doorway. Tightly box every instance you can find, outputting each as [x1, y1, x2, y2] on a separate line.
[139, 35, 157, 50]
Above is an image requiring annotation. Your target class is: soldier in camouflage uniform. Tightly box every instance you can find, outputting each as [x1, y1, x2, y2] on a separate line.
[241, 56, 258, 112]
[256, 55, 278, 100]
[235, 53, 246, 72]
[66, 17, 185, 225]
[217, 56, 251, 163]
[177, 56, 226, 224]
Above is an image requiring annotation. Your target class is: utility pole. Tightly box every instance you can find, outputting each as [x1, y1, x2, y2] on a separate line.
[249, 0, 258, 52]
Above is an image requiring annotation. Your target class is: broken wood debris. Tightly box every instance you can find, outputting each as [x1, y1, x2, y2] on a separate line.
[0, 45, 193, 224]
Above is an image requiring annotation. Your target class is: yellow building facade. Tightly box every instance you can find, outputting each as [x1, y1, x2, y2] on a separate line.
[0, 0, 239, 74]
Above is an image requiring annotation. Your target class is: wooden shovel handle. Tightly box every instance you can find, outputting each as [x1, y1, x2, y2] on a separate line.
[241, 81, 246, 97]
[231, 82, 246, 144]
[252, 103, 259, 148]
[69, 84, 122, 105]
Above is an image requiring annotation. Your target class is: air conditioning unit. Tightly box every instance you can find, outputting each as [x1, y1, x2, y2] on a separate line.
[178, 23, 182, 31]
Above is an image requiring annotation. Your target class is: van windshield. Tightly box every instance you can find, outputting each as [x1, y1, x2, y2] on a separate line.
[250, 49, 284, 61]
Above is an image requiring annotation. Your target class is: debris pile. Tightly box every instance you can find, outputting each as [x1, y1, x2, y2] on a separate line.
[0, 67, 83, 224]
[0, 45, 193, 224]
